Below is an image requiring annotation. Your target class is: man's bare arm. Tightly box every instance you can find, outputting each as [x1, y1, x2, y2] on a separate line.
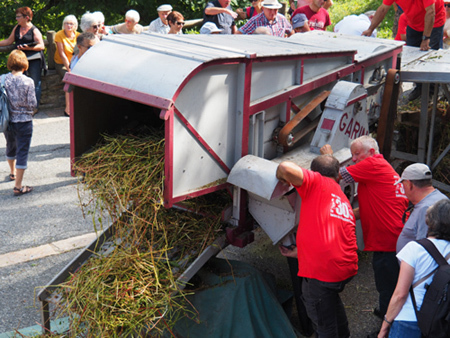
[276, 161, 304, 187]
[421, 4, 435, 51]
[362, 4, 390, 37]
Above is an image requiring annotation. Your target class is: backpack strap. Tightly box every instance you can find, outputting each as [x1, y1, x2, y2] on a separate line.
[409, 238, 449, 320]
[417, 238, 449, 266]
[1, 74, 5, 87]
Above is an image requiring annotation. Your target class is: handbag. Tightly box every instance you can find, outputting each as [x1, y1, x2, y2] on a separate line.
[0, 74, 11, 133]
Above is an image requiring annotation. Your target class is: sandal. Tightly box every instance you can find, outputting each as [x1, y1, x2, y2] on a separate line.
[13, 186, 33, 196]
[9, 174, 15, 181]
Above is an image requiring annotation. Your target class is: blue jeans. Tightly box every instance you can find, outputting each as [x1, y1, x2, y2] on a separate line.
[389, 320, 421, 338]
[24, 59, 41, 106]
[373, 251, 399, 315]
[301, 277, 352, 338]
[4, 121, 33, 169]
[406, 25, 444, 50]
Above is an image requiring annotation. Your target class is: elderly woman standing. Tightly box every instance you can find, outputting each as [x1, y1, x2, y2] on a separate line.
[54, 15, 79, 116]
[378, 199, 450, 338]
[0, 7, 44, 109]
[167, 11, 185, 35]
[3, 50, 37, 195]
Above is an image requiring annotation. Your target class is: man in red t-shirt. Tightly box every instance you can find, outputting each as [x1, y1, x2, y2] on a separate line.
[292, 0, 331, 31]
[277, 155, 358, 337]
[321, 136, 409, 320]
[363, 0, 445, 51]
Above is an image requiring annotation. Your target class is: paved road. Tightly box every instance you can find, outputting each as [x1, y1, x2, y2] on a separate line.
[0, 109, 97, 334]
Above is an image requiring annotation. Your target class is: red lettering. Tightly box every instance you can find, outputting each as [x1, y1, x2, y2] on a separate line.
[351, 121, 360, 139]
[339, 113, 348, 131]
[344, 117, 354, 137]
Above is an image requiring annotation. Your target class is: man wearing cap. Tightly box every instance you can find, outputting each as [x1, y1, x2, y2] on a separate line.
[291, 13, 311, 33]
[148, 4, 173, 34]
[320, 135, 409, 320]
[395, 163, 448, 253]
[334, 11, 377, 37]
[237, 0, 293, 37]
[292, 0, 331, 31]
[203, 0, 238, 34]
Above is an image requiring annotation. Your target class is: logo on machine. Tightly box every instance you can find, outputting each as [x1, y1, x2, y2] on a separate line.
[339, 112, 368, 139]
[330, 193, 354, 222]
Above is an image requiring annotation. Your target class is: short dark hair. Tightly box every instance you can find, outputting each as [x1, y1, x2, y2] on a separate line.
[426, 199, 450, 241]
[16, 7, 33, 21]
[77, 32, 96, 46]
[410, 179, 433, 188]
[7, 50, 29, 71]
[167, 11, 184, 24]
[310, 154, 340, 179]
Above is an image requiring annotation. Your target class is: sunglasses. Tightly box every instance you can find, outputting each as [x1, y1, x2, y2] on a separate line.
[445, 3, 450, 7]
[92, 24, 100, 29]
[176, 21, 185, 26]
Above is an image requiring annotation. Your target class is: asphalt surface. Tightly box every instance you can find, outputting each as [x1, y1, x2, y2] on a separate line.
[0, 109, 97, 334]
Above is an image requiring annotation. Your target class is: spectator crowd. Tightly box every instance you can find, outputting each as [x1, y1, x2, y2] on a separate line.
[0, 3, 449, 338]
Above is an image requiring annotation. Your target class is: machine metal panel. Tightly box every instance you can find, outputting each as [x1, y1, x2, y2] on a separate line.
[401, 48, 450, 83]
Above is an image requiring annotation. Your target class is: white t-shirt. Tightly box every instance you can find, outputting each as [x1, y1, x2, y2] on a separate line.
[396, 238, 450, 321]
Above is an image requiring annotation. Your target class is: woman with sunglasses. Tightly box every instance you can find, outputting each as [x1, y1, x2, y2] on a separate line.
[80, 12, 102, 38]
[0, 7, 45, 110]
[54, 15, 80, 116]
[236, 0, 263, 20]
[167, 11, 185, 35]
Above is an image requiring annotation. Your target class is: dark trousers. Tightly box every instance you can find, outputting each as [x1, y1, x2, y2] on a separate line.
[287, 257, 314, 337]
[406, 25, 444, 50]
[301, 276, 352, 338]
[373, 251, 400, 316]
[24, 59, 41, 106]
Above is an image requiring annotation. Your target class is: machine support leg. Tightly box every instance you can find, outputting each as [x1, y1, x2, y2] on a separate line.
[40, 300, 51, 334]
[377, 69, 400, 160]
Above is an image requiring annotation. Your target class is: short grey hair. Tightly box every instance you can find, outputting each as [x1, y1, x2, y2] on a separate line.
[80, 12, 97, 32]
[426, 199, 450, 241]
[125, 9, 140, 22]
[351, 135, 379, 154]
[62, 14, 78, 31]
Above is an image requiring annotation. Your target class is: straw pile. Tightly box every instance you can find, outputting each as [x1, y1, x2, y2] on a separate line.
[57, 127, 230, 337]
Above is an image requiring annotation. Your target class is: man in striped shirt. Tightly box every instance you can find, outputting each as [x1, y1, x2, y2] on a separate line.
[237, 0, 293, 37]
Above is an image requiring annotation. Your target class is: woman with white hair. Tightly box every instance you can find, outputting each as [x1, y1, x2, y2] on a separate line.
[54, 14, 79, 116]
[108, 10, 144, 34]
[80, 12, 101, 37]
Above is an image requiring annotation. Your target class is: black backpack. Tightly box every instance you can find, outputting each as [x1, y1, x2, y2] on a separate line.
[410, 238, 450, 338]
[0, 74, 10, 133]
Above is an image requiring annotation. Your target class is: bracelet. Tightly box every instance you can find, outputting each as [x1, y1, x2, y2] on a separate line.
[383, 315, 392, 327]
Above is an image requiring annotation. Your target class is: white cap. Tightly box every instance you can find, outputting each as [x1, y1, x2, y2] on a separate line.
[200, 22, 223, 34]
[157, 4, 173, 11]
[262, 0, 282, 9]
[394, 163, 432, 185]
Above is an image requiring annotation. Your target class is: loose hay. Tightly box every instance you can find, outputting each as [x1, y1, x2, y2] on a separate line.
[55, 127, 230, 337]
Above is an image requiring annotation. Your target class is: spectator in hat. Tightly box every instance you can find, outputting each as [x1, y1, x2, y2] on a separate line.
[149, 4, 173, 34]
[292, 0, 331, 31]
[237, 0, 293, 37]
[291, 13, 311, 33]
[334, 11, 377, 37]
[395, 163, 448, 253]
[200, 22, 223, 34]
[107, 10, 143, 34]
[204, 0, 238, 34]
[236, 0, 263, 20]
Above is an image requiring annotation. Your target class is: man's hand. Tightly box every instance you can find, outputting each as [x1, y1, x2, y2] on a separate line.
[320, 144, 333, 155]
[228, 9, 238, 19]
[420, 39, 430, 51]
[362, 29, 374, 37]
[279, 245, 298, 258]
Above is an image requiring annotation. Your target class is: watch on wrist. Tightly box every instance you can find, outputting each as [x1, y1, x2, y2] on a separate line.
[422, 36, 430, 41]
